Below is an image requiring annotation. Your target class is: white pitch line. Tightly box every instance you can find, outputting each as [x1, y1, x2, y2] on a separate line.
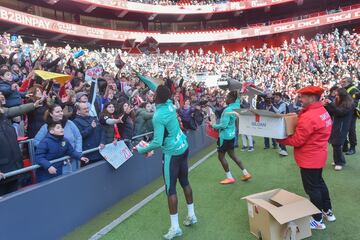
[89, 149, 217, 240]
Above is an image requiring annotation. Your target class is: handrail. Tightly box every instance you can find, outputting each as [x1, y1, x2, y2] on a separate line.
[18, 139, 33, 144]
[3, 132, 154, 179]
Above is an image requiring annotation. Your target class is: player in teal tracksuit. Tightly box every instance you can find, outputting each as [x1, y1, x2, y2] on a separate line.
[137, 85, 197, 240]
[212, 91, 252, 184]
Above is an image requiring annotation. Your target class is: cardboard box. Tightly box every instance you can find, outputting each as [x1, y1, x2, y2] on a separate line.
[242, 189, 321, 240]
[235, 109, 298, 139]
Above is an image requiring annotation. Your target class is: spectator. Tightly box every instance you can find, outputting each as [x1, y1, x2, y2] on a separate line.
[76, 84, 99, 118]
[0, 95, 42, 195]
[99, 102, 123, 144]
[61, 90, 77, 120]
[34, 104, 82, 173]
[179, 99, 196, 130]
[117, 101, 135, 142]
[193, 104, 205, 126]
[258, 93, 278, 149]
[324, 88, 354, 171]
[327, 86, 339, 103]
[340, 77, 359, 155]
[10, 63, 23, 83]
[268, 92, 288, 156]
[134, 102, 154, 143]
[0, 68, 26, 107]
[26, 84, 47, 138]
[35, 122, 89, 182]
[73, 102, 106, 164]
[240, 96, 254, 152]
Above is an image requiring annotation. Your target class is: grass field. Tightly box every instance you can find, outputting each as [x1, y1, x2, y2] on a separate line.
[66, 127, 360, 240]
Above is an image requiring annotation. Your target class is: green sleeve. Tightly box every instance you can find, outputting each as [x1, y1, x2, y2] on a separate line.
[212, 111, 230, 130]
[142, 111, 154, 120]
[138, 115, 164, 154]
[4, 103, 35, 118]
[234, 97, 240, 108]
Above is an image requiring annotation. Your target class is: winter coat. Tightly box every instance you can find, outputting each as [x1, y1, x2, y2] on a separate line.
[278, 102, 332, 169]
[0, 103, 35, 180]
[99, 114, 117, 144]
[27, 104, 47, 138]
[35, 133, 81, 182]
[0, 80, 26, 107]
[193, 108, 204, 126]
[117, 114, 134, 141]
[325, 103, 354, 145]
[178, 107, 194, 123]
[345, 84, 360, 116]
[73, 115, 105, 162]
[134, 108, 154, 137]
[34, 120, 82, 153]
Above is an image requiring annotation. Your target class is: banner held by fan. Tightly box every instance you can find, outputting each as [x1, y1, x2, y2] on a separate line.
[34, 70, 73, 86]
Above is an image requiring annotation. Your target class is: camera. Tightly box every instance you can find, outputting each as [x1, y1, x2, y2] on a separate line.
[258, 94, 274, 105]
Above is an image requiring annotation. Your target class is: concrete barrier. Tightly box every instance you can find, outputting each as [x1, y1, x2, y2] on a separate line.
[0, 126, 214, 240]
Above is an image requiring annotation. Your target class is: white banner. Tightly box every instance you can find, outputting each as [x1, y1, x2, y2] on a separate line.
[100, 141, 133, 169]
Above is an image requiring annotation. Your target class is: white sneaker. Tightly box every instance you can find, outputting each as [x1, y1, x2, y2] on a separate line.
[310, 218, 326, 230]
[279, 150, 288, 156]
[183, 215, 198, 226]
[334, 165, 343, 171]
[248, 147, 254, 152]
[331, 161, 335, 166]
[323, 209, 336, 222]
[163, 227, 182, 240]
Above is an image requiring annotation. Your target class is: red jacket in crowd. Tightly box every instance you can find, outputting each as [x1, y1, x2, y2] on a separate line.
[278, 102, 332, 169]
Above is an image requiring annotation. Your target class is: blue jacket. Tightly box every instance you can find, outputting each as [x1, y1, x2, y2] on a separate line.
[0, 80, 26, 107]
[34, 120, 82, 153]
[270, 100, 287, 114]
[73, 115, 105, 161]
[35, 133, 81, 182]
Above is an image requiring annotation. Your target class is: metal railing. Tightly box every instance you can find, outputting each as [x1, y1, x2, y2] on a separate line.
[3, 132, 154, 179]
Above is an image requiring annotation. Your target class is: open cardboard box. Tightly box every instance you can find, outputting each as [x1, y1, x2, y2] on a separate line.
[235, 109, 298, 139]
[242, 189, 321, 240]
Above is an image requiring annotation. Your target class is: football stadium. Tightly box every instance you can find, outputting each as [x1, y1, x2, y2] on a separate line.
[0, 0, 359, 239]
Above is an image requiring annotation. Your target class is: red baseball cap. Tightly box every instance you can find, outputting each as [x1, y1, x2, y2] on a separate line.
[297, 86, 324, 96]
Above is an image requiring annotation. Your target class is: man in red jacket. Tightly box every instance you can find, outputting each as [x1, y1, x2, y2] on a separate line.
[278, 86, 336, 230]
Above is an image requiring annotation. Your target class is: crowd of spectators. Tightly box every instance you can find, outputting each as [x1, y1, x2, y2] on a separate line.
[0, 28, 359, 195]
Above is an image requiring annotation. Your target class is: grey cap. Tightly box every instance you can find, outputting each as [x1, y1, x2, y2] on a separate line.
[76, 92, 88, 102]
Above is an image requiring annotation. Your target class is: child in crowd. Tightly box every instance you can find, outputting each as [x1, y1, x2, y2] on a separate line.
[35, 121, 89, 182]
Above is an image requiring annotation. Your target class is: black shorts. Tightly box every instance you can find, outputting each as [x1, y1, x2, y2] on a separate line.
[217, 138, 235, 152]
[162, 148, 190, 196]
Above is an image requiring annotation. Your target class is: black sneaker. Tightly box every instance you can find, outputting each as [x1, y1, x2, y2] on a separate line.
[264, 147, 270, 150]
[342, 146, 349, 153]
[346, 149, 356, 155]
[241, 146, 247, 152]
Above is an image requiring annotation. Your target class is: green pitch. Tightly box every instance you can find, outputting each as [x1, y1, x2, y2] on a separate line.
[65, 129, 360, 240]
